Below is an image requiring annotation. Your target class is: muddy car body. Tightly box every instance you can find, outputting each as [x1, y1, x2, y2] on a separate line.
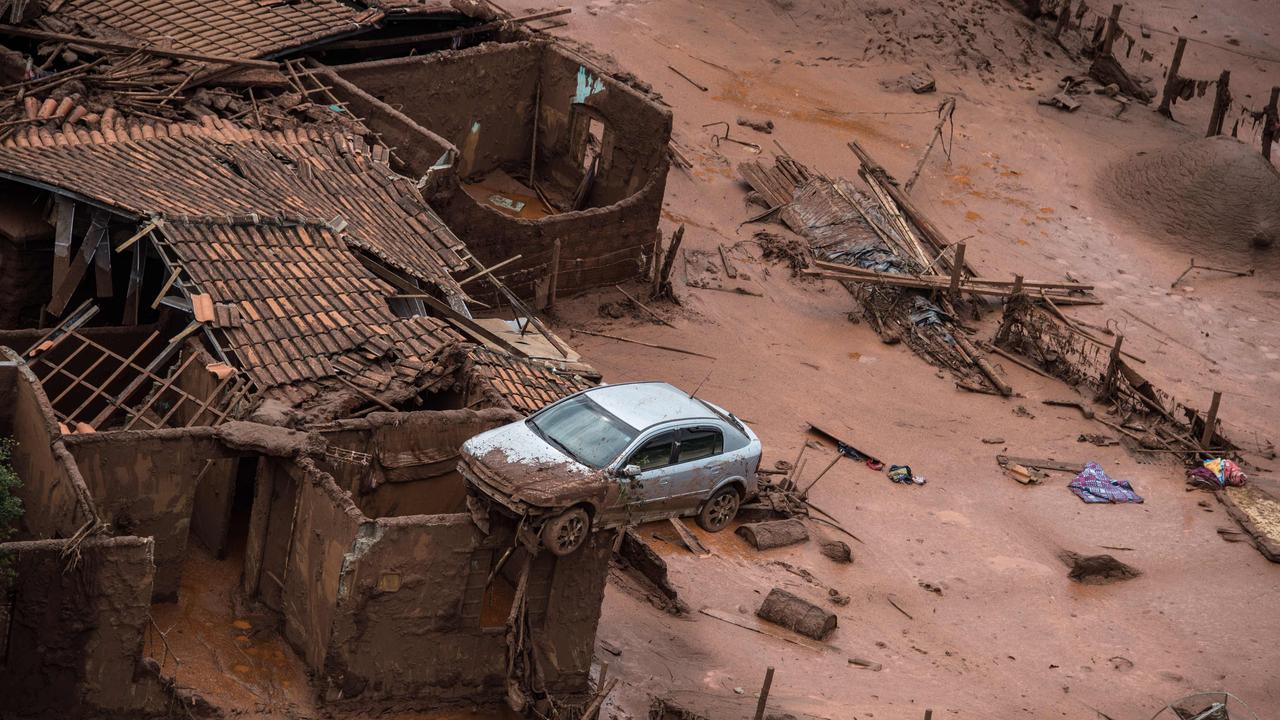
[459, 381, 761, 554]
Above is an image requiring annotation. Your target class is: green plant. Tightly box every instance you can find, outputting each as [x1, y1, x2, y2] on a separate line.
[0, 438, 20, 585]
[0, 438, 19, 540]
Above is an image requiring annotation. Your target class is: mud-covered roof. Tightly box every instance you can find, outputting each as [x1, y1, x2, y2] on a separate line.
[33, 0, 383, 59]
[467, 346, 596, 414]
[159, 220, 462, 391]
[0, 118, 468, 292]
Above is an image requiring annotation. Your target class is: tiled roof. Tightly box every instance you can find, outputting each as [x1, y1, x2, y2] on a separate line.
[466, 346, 595, 414]
[0, 118, 467, 292]
[159, 220, 463, 391]
[36, 0, 383, 60]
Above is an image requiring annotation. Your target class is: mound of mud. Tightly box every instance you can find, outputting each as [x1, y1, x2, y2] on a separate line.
[1060, 551, 1141, 585]
[1102, 136, 1280, 251]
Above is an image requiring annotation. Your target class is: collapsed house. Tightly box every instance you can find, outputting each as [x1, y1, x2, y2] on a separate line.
[0, 2, 670, 716]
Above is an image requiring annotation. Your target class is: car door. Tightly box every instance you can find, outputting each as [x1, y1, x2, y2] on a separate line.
[662, 425, 726, 516]
[607, 429, 679, 525]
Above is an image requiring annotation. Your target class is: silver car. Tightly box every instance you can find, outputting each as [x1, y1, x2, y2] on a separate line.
[459, 381, 762, 555]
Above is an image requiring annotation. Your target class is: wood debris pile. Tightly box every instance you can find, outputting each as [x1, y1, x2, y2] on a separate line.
[996, 294, 1245, 460]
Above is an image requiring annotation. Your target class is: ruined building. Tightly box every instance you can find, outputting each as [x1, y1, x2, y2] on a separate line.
[0, 1, 670, 716]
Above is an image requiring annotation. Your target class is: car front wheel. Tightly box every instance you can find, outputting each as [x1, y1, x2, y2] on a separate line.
[541, 507, 590, 556]
[697, 487, 740, 532]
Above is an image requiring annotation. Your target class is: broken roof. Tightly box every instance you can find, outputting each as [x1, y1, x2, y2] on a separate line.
[34, 0, 383, 60]
[466, 346, 595, 414]
[159, 220, 462, 392]
[0, 118, 468, 291]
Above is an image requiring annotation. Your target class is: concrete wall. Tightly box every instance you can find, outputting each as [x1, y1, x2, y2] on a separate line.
[318, 407, 519, 519]
[329, 41, 671, 304]
[63, 429, 209, 600]
[0, 353, 99, 540]
[0, 535, 163, 717]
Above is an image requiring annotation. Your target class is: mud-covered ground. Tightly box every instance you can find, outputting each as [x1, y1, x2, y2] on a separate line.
[492, 0, 1280, 718]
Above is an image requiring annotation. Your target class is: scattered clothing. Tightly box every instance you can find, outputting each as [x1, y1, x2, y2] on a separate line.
[1069, 462, 1143, 504]
[1187, 458, 1247, 490]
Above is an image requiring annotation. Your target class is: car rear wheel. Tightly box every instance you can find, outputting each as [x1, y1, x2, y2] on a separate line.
[697, 487, 740, 532]
[542, 507, 590, 556]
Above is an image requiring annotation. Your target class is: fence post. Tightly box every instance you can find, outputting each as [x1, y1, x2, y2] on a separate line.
[753, 667, 775, 720]
[1263, 86, 1280, 161]
[1054, 0, 1073, 38]
[1201, 390, 1222, 448]
[1158, 36, 1188, 119]
[1207, 70, 1231, 137]
[1101, 4, 1123, 57]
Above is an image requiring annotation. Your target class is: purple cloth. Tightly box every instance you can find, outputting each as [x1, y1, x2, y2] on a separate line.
[1069, 462, 1143, 504]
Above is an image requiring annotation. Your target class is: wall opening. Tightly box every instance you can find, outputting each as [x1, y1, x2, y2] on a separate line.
[225, 457, 258, 561]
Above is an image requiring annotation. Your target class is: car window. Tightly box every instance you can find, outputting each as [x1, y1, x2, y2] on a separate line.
[529, 395, 638, 469]
[677, 428, 723, 463]
[628, 431, 676, 471]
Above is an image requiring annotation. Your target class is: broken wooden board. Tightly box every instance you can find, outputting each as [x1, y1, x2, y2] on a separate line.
[996, 455, 1085, 473]
[667, 517, 711, 557]
[1217, 484, 1280, 563]
[699, 607, 829, 652]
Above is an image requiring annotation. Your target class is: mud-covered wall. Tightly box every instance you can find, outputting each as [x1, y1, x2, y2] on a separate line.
[319, 407, 519, 519]
[172, 343, 239, 557]
[262, 449, 613, 705]
[330, 41, 671, 304]
[275, 457, 364, 670]
[336, 43, 538, 180]
[324, 514, 509, 701]
[0, 353, 99, 539]
[64, 429, 209, 600]
[0, 535, 160, 716]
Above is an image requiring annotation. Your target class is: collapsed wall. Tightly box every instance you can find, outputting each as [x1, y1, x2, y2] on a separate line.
[0, 536, 162, 717]
[249, 423, 613, 707]
[327, 40, 672, 305]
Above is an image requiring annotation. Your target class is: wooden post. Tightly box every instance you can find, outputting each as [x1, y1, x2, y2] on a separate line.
[948, 242, 966, 298]
[1262, 87, 1280, 161]
[753, 667, 775, 720]
[1101, 4, 1123, 58]
[1089, 16, 1106, 49]
[1101, 334, 1124, 398]
[655, 224, 684, 299]
[1011, 274, 1024, 296]
[650, 231, 663, 295]
[1158, 37, 1188, 119]
[925, 711, 934, 720]
[1207, 70, 1231, 137]
[1054, 0, 1073, 39]
[1200, 390, 1222, 448]
[547, 239, 561, 310]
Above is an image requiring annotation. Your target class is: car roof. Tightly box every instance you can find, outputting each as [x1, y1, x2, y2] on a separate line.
[583, 381, 716, 431]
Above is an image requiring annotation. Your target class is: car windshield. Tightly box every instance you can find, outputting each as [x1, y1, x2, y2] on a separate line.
[529, 395, 639, 469]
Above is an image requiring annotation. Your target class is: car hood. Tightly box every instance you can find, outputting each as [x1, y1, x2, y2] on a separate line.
[463, 421, 609, 508]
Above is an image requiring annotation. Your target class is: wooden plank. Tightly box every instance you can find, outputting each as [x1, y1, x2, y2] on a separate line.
[998, 456, 1085, 473]
[51, 197, 74, 293]
[667, 517, 711, 557]
[48, 209, 109, 316]
[123, 242, 144, 325]
[93, 228, 112, 298]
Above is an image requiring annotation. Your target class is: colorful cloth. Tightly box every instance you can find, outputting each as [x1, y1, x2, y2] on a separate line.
[1186, 458, 1247, 489]
[1069, 462, 1144, 504]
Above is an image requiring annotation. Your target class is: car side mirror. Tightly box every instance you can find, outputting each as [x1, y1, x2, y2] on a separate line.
[618, 464, 641, 478]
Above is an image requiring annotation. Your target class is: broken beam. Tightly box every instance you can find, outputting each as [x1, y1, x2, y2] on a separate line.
[321, 8, 571, 51]
[0, 25, 280, 68]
